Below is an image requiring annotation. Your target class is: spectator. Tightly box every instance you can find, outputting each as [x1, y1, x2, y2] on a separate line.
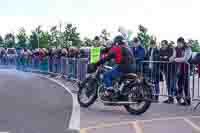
[169, 41, 175, 48]
[48, 48, 54, 72]
[39, 48, 46, 62]
[188, 40, 200, 65]
[146, 40, 161, 101]
[79, 48, 87, 58]
[68, 47, 75, 58]
[100, 40, 116, 66]
[198, 64, 200, 77]
[132, 37, 145, 72]
[23, 48, 29, 60]
[175, 37, 192, 105]
[101, 40, 113, 58]
[160, 40, 176, 104]
[27, 49, 33, 65]
[189, 52, 200, 65]
[61, 48, 68, 57]
[94, 36, 102, 47]
[74, 48, 80, 58]
[54, 48, 62, 73]
[0, 48, 7, 64]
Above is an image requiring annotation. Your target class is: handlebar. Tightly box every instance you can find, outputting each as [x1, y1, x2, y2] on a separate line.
[103, 65, 112, 70]
[93, 65, 112, 76]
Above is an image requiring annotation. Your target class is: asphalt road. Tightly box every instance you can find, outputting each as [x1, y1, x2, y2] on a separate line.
[0, 69, 74, 133]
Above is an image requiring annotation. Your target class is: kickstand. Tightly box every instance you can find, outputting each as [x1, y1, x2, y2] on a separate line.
[193, 102, 200, 111]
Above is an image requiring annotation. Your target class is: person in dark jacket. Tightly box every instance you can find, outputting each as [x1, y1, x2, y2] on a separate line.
[132, 37, 145, 63]
[146, 40, 161, 101]
[160, 40, 176, 104]
[94, 35, 135, 100]
[132, 37, 145, 72]
[48, 48, 54, 72]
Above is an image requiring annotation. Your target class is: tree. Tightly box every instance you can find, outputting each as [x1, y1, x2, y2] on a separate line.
[83, 37, 94, 47]
[137, 24, 153, 49]
[29, 25, 50, 49]
[63, 23, 81, 48]
[99, 29, 111, 47]
[127, 29, 133, 41]
[29, 25, 42, 49]
[29, 31, 38, 49]
[39, 31, 50, 48]
[16, 27, 28, 48]
[100, 29, 110, 41]
[0, 35, 4, 47]
[189, 39, 200, 52]
[49, 26, 60, 48]
[35, 25, 42, 34]
[4, 33, 15, 48]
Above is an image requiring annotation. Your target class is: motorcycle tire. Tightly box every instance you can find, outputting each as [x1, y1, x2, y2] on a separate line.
[77, 77, 98, 108]
[124, 83, 152, 115]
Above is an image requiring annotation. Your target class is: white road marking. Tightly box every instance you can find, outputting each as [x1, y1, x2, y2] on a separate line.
[81, 115, 200, 130]
[133, 121, 144, 133]
[184, 118, 200, 132]
[80, 129, 88, 133]
[38, 75, 80, 131]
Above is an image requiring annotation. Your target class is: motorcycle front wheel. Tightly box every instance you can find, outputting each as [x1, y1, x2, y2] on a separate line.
[77, 77, 98, 108]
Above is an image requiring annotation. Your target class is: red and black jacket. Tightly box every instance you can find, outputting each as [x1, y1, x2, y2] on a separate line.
[97, 44, 135, 72]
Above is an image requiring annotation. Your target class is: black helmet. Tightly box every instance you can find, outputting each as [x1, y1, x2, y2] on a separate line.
[113, 35, 125, 45]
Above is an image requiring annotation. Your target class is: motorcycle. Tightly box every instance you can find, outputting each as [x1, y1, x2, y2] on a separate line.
[77, 64, 153, 115]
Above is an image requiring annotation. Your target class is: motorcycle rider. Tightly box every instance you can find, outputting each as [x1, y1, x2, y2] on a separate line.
[94, 35, 136, 99]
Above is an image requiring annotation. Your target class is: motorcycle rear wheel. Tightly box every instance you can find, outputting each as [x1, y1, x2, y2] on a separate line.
[124, 83, 152, 115]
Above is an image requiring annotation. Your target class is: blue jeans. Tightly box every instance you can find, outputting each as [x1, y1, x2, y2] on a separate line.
[103, 66, 122, 89]
[164, 70, 177, 96]
[154, 81, 160, 95]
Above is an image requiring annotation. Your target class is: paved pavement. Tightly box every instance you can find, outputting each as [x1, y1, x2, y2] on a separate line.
[0, 69, 75, 133]
[58, 78, 200, 133]
[79, 102, 200, 133]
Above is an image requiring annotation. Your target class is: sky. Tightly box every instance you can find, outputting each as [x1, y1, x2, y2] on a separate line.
[0, 0, 199, 41]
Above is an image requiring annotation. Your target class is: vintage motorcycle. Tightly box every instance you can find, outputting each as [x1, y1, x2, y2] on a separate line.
[77, 64, 153, 115]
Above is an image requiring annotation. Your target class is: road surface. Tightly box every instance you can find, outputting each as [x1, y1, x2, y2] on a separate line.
[0, 69, 76, 133]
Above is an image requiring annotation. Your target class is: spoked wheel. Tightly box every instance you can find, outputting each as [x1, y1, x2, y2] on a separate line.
[124, 84, 152, 115]
[77, 77, 98, 108]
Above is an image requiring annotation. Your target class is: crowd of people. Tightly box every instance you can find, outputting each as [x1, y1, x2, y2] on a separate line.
[0, 35, 200, 106]
[131, 37, 194, 106]
[0, 47, 89, 64]
[99, 35, 200, 106]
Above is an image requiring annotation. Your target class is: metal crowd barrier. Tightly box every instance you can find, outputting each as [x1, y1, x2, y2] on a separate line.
[0, 55, 17, 68]
[138, 61, 200, 105]
[0, 55, 89, 82]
